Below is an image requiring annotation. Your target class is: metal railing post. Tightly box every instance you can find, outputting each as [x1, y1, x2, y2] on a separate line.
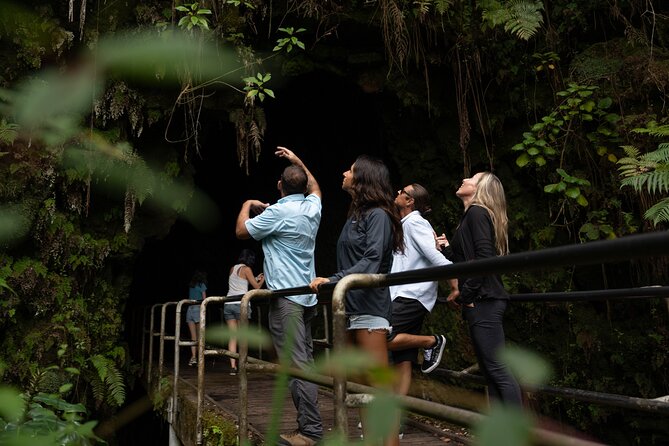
[239, 289, 273, 443]
[147, 303, 161, 384]
[172, 299, 195, 426]
[159, 302, 177, 389]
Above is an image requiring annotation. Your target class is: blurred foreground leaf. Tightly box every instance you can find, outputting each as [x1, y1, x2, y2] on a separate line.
[500, 345, 552, 388]
[206, 324, 271, 349]
[0, 204, 30, 246]
[474, 404, 533, 446]
[96, 30, 240, 84]
[0, 386, 24, 422]
[365, 392, 402, 443]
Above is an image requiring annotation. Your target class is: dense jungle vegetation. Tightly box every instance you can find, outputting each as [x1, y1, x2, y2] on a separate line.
[1, 0, 668, 444]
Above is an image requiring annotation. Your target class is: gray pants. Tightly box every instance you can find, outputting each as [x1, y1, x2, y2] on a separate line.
[268, 297, 323, 439]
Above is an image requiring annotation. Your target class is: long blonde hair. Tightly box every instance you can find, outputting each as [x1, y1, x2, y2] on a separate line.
[470, 172, 509, 256]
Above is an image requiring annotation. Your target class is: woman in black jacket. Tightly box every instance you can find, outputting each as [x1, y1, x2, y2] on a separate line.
[445, 171, 522, 406]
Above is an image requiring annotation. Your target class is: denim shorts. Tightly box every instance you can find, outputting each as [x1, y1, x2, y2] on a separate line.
[185, 304, 201, 323]
[347, 314, 392, 333]
[223, 303, 251, 321]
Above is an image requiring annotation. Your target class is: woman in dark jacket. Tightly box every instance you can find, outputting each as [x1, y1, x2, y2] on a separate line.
[310, 155, 404, 445]
[445, 171, 522, 406]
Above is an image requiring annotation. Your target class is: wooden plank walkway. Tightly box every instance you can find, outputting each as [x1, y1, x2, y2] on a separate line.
[176, 358, 463, 444]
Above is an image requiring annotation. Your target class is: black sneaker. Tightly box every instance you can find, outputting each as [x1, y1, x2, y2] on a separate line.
[421, 335, 446, 373]
[229, 366, 237, 376]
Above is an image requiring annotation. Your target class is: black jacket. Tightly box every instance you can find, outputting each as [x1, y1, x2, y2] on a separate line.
[329, 207, 394, 321]
[446, 205, 508, 305]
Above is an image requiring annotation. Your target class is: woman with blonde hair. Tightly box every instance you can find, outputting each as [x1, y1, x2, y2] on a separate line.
[445, 171, 522, 405]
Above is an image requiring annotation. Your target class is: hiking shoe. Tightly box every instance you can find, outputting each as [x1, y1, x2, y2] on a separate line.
[188, 357, 197, 367]
[421, 335, 446, 373]
[229, 366, 237, 376]
[278, 429, 318, 446]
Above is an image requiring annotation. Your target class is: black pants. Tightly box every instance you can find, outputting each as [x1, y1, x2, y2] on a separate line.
[462, 299, 522, 406]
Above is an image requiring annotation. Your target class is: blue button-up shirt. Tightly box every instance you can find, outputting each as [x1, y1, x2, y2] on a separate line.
[245, 193, 321, 306]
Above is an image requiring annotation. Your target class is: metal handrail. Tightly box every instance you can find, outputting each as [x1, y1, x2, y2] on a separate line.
[142, 230, 669, 445]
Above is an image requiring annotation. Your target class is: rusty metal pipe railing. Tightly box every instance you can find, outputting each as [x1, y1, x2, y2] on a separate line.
[158, 302, 178, 389]
[357, 230, 669, 289]
[239, 289, 274, 443]
[510, 286, 669, 302]
[328, 274, 609, 446]
[172, 299, 198, 425]
[147, 303, 162, 385]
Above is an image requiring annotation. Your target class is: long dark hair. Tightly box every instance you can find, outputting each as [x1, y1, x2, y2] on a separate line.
[237, 249, 256, 267]
[349, 155, 404, 252]
[189, 270, 207, 287]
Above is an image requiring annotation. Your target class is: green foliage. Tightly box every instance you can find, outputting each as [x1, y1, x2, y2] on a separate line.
[242, 72, 275, 103]
[176, 3, 212, 31]
[273, 27, 307, 53]
[618, 124, 669, 226]
[226, 0, 256, 10]
[481, 0, 544, 41]
[0, 388, 101, 446]
[89, 355, 126, 408]
[543, 168, 591, 207]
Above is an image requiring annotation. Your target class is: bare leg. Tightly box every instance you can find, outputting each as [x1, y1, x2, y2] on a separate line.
[226, 318, 238, 368]
[353, 329, 400, 446]
[394, 361, 412, 396]
[187, 321, 198, 360]
[387, 333, 437, 351]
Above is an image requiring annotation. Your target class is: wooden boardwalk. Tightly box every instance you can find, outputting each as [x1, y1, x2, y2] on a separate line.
[175, 358, 466, 444]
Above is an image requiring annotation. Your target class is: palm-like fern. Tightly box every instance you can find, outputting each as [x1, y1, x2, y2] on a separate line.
[481, 0, 544, 41]
[618, 124, 669, 226]
[0, 119, 19, 145]
[90, 354, 126, 408]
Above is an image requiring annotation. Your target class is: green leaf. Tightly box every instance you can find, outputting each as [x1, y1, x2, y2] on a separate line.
[511, 143, 525, 151]
[264, 89, 275, 99]
[543, 183, 559, 193]
[58, 383, 73, 394]
[565, 187, 581, 199]
[527, 147, 540, 156]
[0, 387, 24, 422]
[475, 404, 533, 446]
[534, 155, 546, 166]
[576, 194, 589, 207]
[500, 346, 552, 387]
[206, 324, 271, 349]
[598, 97, 613, 109]
[516, 153, 530, 167]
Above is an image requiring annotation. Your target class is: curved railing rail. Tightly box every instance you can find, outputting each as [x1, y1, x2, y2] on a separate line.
[140, 230, 669, 445]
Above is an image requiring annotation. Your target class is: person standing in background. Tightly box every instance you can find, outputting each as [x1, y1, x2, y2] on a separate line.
[226, 249, 264, 375]
[444, 172, 522, 406]
[186, 271, 207, 367]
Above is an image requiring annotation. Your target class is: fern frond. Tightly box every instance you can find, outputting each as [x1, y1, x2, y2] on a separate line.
[380, 0, 409, 70]
[90, 354, 126, 407]
[105, 364, 126, 407]
[632, 123, 669, 138]
[482, 0, 543, 41]
[504, 0, 544, 40]
[90, 375, 106, 408]
[0, 120, 19, 145]
[435, 0, 454, 14]
[644, 197, 669, 226]
[644, 143, 669, 163]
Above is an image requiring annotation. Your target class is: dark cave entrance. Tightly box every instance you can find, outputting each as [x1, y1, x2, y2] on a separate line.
[129, 70, 396, 305]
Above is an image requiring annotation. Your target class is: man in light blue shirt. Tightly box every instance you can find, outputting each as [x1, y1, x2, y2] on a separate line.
[235, 146, 322, 446]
